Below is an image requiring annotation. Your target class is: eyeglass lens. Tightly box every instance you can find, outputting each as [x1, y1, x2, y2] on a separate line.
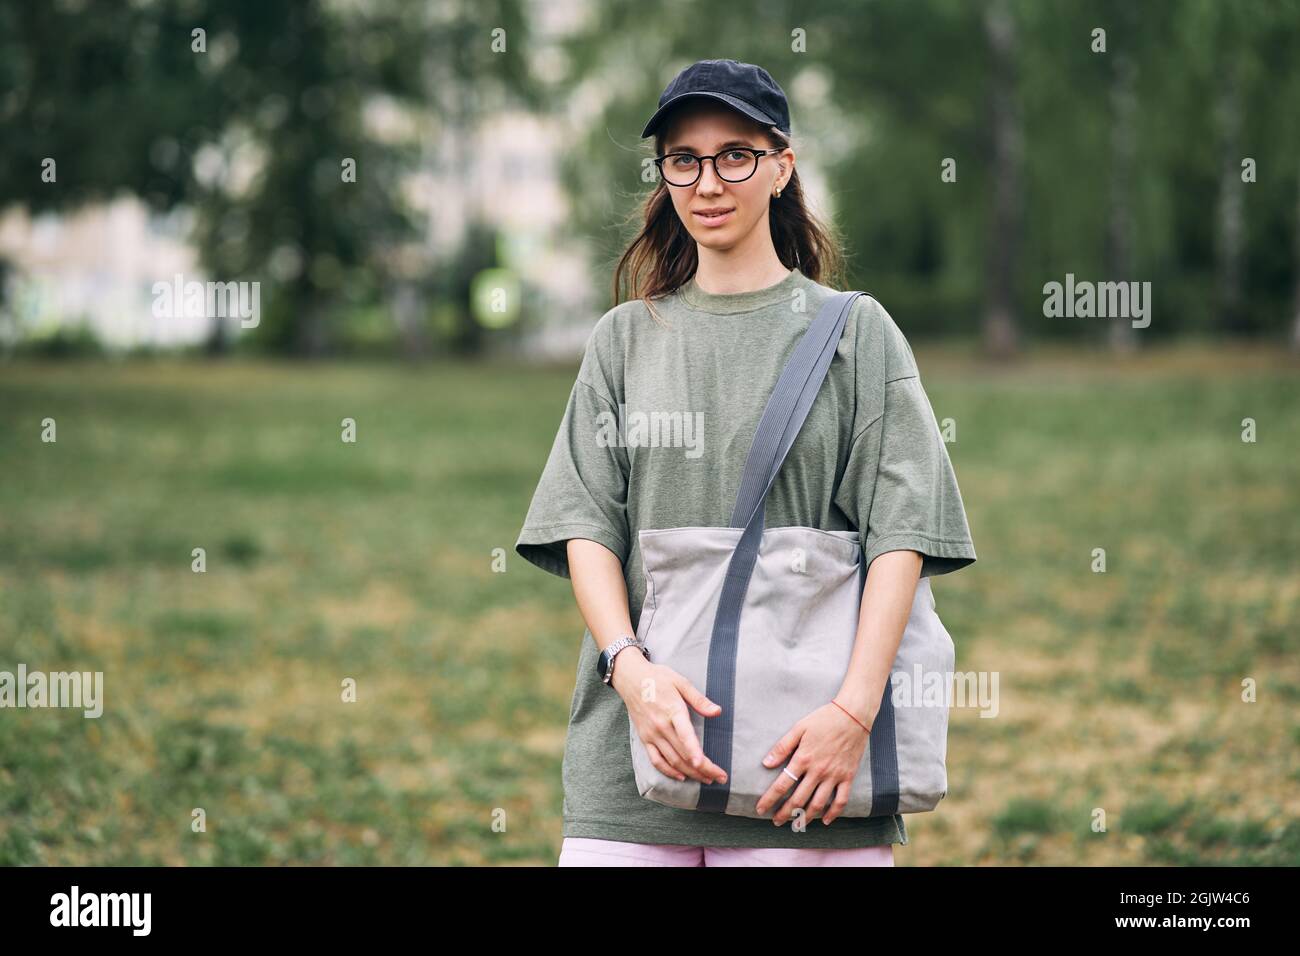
[660, 149, 759, 186]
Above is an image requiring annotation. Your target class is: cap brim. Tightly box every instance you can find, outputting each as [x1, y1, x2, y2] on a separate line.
[640, 90, 777, 139]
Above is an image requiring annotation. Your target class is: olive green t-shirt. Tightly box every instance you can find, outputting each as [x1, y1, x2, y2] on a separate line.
[514, 266, 976, 849]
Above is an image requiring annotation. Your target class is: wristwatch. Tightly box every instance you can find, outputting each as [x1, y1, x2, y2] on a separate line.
[596, 634, 650, 687]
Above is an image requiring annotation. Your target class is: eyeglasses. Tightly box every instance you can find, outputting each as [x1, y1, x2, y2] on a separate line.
[653, 147, 780, 187]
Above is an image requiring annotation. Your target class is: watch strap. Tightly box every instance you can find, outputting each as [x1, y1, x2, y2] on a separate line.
[598, 635, 647, 685]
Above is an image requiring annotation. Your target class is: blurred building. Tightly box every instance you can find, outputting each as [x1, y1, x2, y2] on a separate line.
[0, 0, 611, 360]
[0, 107, 598, 359]
[0, 199, 211, 350]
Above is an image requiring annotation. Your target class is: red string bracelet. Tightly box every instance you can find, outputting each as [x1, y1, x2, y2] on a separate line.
[831, 698, 871, 734]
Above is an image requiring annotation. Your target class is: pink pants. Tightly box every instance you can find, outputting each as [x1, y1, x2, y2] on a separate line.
[558, 837, 894, 867]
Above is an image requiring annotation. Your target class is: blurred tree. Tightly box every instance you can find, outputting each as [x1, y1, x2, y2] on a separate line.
[4, 0, 1298, 354]
[1104, 0, 1139, 354]
[1294, 166, 1300, 350]
[442, 217, 500, 356]
[1212, 2, 1248, 336]
[0, 0, 534, 356]
[558, 0, 1300, 349]
[982, 0, 1023, 358]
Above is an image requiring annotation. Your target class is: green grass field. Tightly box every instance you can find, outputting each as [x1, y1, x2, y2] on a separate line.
[1, 345, 1297, 865]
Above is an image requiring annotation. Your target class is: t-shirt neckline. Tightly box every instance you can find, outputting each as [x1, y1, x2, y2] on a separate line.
[677, 267, 806, 315]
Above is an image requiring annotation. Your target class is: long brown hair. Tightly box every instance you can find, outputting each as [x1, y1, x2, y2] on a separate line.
[611, 123, 847, 326]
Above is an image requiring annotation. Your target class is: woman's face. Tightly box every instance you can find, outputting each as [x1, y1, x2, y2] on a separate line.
[658, 103, 793, 252]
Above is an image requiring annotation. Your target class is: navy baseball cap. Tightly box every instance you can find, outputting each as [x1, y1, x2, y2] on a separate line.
[640, 58, 791, 140]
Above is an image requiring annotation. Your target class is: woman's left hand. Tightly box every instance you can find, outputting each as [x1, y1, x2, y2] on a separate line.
[755, 701, 870, 826]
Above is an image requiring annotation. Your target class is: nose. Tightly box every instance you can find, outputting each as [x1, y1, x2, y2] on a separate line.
[695, 158, 724, 192]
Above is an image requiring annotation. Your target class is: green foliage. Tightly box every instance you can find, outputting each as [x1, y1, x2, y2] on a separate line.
[4, 0, 1299, 351]
[560, 0, 1300, 339]
[0, 0, 534, 355]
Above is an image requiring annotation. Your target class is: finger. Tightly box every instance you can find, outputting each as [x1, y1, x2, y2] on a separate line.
[762, 723, 804, 769]
[666, 707, 704, 770]
[668, 707, 726, 784]
[676, 680, 722, 718]
[645, 742, 678, 781]
[822, 780, 851, 825]
[774, 768, 820, 826]
[806, 778, 838, 823]
[649, 726, 693, 781]
[755, 759, 800, 817]
[638, 718, 689, 781]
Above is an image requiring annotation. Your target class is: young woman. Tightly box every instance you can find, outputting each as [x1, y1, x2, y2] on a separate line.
[515, 59, 976, 866]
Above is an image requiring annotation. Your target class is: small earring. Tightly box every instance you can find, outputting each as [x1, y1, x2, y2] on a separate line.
[774, 185, 782, 198]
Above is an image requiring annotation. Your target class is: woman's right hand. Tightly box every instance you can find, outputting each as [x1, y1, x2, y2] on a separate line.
[611, 651, 728, 785]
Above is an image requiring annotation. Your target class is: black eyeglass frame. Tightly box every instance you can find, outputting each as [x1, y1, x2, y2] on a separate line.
[653, 147, 782, 186]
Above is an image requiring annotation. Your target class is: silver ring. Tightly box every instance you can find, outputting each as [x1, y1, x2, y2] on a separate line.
[781, 766, 799, 782]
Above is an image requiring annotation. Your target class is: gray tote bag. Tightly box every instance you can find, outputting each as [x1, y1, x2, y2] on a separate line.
[628, 291, 955, 819]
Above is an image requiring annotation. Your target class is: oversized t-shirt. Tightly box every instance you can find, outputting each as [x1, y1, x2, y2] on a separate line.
[514, 265, 976, 849]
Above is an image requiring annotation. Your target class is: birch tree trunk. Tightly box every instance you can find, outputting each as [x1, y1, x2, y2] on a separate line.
[1291, 157, 1300, 350]
[982, 0, 1022, 359]
[1215, 55, 1246, 335]
[1106, 33, 1138, 353]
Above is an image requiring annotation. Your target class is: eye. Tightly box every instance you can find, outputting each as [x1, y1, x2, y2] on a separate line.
[723, 149, 750, 162]
[669, 154, 698, 168]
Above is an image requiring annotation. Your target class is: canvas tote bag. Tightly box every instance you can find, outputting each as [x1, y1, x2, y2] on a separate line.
[627, 291, 955, 819]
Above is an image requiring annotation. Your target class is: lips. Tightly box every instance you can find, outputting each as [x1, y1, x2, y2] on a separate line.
[693, 208, 734, 226]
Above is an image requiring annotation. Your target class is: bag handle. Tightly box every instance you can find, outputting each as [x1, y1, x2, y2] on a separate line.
[696, 290, 865, 813]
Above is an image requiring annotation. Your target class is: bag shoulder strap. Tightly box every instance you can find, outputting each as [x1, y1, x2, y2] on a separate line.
[696, 289, 868, 813]
[728, 290, 867, 532]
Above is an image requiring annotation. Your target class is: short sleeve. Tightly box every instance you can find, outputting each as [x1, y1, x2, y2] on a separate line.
[835, 301, 976, 578]
[514, 327, 631, 579]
